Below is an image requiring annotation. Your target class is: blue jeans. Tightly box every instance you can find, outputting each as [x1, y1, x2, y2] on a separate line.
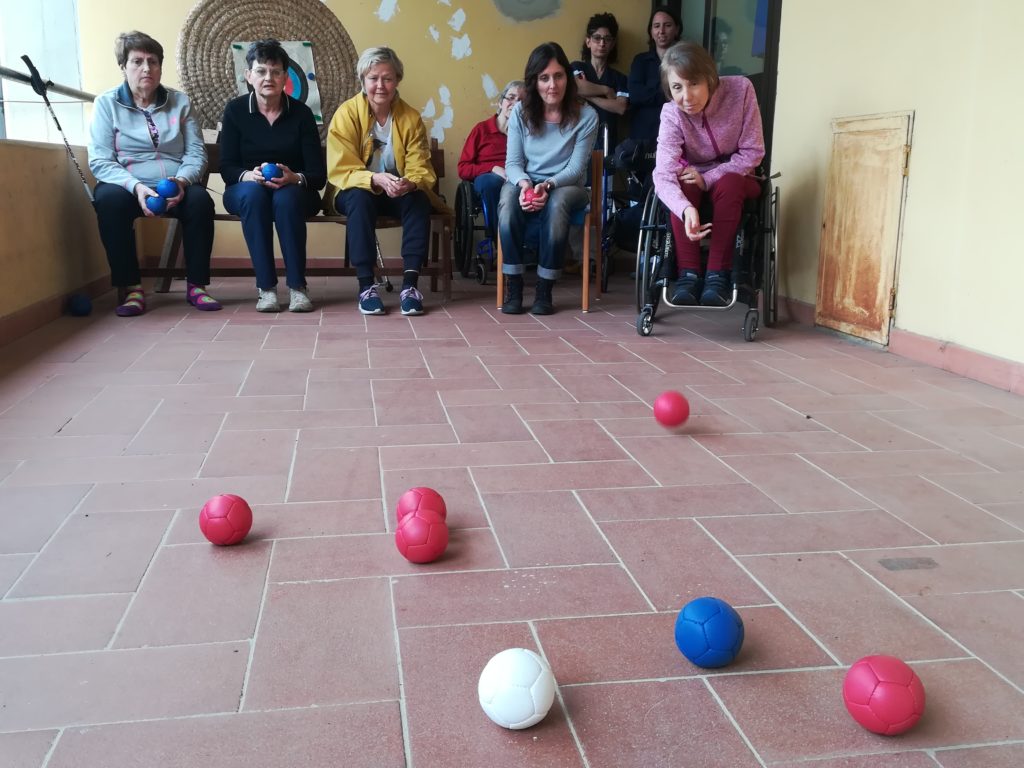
[334, 188, 430, 279]
[497, 183, 590, 281]
[223, 182, 322, 290]
[473, 173, 504, 237]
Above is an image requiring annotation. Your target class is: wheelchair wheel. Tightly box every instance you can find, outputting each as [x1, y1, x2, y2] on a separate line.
[454, 182, 476, 277]
[476, 261, 487, 285]
[743, 309, 759, 342]
[634, 186, 664, 320]
[637, 308, 654, 336]
[763, 181, 779, 327]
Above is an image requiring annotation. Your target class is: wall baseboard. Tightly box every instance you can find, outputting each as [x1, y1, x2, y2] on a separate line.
[779, 294, 1022, 395]
[0, 277, 111, 349]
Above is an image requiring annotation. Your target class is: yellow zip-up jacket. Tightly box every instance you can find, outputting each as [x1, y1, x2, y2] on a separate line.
[324, 92, 449, 214]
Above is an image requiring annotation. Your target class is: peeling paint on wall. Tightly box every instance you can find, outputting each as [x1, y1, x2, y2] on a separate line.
[451, 34, 472, 59]
[448, 8, 466, 31]
[376, 0, 399, 22]
[481, 74, 499, 100]
[425, 85, 454, 141]
[428, 25, 440, 42]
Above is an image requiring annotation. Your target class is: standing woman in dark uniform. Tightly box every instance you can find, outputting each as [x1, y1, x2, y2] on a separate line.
[626, 6, 683, 148]
[570, 12, 628, 152]
[220, 39, 326, 312]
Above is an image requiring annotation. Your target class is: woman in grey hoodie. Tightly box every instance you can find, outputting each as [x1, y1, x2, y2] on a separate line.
[89, 30, 221, 316]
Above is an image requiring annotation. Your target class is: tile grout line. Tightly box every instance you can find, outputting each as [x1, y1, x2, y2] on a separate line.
[701, 677, 769, 767]
[694, 519, 843, 666]
[572, 489, 658, 612]
[237, 538, 275, 712]
[840, 554, 1024, 696]
[37, 726, 64, 768]
[388, 576, 415, 768]
[528, 620, 592, 768]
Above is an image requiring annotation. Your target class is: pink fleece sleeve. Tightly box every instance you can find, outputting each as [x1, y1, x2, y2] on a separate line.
[702, 80, 765, 189]
[652, 103, 692, 221]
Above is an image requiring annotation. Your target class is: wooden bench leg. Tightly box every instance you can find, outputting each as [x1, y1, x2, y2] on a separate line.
[155, 219, 183, 293]
[495, 238, 504, 308]
[582, 216, 591, 313]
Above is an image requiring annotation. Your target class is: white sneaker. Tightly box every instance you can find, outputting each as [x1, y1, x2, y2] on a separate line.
[289, 288, 313, 312]
[256, 288, 280, 312]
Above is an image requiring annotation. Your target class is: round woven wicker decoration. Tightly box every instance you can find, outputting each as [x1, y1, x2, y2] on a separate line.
[176, 0, 358, 139]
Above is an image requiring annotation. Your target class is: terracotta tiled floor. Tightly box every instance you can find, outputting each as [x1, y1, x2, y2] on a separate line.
[1, 275, 1022, 767]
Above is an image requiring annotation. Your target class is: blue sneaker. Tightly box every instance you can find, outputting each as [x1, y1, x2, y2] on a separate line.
[359, 285, 385, 315]
[400, 286, 424, 316]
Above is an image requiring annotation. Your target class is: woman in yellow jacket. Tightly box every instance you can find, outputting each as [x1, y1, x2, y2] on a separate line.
[325, 46, 443, 316]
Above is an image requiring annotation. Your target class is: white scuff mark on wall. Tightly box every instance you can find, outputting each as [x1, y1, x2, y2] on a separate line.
[451, 34, 472, 60]
[448, 8, 466, 31]
[428, 85, 454, 142]
[437, 0, 451, 5]
[428, 25, 440, 42]
[422, 99, 437, 119]
[376, 0, 399, 21]
[481, 74, 498, 100]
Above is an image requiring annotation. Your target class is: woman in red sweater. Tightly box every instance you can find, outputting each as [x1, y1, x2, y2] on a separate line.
[457, 80, 525, 235]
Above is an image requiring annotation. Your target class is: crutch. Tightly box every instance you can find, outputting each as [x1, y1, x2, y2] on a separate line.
[20, 55, 93, 202]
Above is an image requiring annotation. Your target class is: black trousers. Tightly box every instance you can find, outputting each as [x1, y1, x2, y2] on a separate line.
[93, 181, 215, 287]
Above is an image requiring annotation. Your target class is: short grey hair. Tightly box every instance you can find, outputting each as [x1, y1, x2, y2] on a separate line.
[502, 79, 525, 99]
[356, 47, 404, 87]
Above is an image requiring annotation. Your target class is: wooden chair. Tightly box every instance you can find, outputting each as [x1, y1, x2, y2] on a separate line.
[495, 150, 604, 313]
[144, 138, 453, 302]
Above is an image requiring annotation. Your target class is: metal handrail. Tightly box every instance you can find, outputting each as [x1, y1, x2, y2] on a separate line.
[0, 63, 95, 103]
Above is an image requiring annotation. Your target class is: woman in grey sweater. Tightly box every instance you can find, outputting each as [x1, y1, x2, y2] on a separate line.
[498, 41, 598, 315]
[89, 30, 220, 316]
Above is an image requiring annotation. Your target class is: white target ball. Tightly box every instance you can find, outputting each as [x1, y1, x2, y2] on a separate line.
[477, 647, 557, 729]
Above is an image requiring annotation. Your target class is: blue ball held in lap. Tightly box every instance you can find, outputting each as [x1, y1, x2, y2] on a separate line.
[146, 195, 167, 214]
[155, 178, 178, 198]
[261, 163, 282, 181]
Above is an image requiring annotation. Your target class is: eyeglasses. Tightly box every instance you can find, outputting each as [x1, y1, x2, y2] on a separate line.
[502, 93, 520, 103]
[589, 34, 615, 43]
[251, 67, 285, 79]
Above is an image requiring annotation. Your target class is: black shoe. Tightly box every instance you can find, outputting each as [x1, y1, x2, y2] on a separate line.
[501, 274, 524, 314]
[531, 277, 555, 315]
[700, 270, 731, 306]
[671, 270, 702, 305]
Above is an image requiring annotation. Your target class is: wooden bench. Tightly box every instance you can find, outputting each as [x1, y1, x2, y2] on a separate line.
[141, 139, 453, 301]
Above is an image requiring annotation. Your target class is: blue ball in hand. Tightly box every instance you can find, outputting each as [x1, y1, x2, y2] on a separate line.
[146, 195, 167, 214]
[156, 178, 179, 198]
[261, 163, 283, 181]
[67, 294, 92, 317]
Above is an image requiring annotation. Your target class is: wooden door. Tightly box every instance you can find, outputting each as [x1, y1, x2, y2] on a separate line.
[816, 112, 912, 344]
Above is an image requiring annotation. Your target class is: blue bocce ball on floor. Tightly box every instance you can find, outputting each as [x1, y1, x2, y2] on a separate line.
[67, 293, 92, 317]
[674, 596, 745, 668]
[155, 178, 179, 198]
[261, 163, 282, 181]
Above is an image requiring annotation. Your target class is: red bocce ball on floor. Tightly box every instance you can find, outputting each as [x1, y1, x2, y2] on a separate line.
[396, 486, 447, 523]
[843, 654, 926, 736]
[396, 507, 449, 564]
[199, 494, 253, 546]
[653, 390, 690, 428]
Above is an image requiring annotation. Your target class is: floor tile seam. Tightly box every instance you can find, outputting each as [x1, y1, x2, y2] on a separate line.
[556, 664, 875, 690]
[104, 508, 178, 650]
[789, 454, 943, 546]
[589, 422, 662, 487]
[918, 475, 1024, 534]
[528, 619, 593, 768]
[702, 676, 769, 766]
[928, 739, 1024, 755]
[237, 538, 275, 712]
[387, 577, 415, 767]
[36, 726, 63, 768]
[2, 486, 91, 600]
[571, 489, 658, 612]
[693, 519, 843, 665]
[6, 698, 405, 735]
[0, 637, 250, 662]
[465, 448, 512, 568]
[111, 394, 164, 455]
[839, 553, 1024, 695]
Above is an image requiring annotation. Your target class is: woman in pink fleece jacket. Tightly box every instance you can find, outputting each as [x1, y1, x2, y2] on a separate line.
[652, 42, 764, 306]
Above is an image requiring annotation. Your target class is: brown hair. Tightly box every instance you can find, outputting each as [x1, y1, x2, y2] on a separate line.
[520, 42, 580, 136]
[660, 41, 719, 100]
[115, 31, 164, 68]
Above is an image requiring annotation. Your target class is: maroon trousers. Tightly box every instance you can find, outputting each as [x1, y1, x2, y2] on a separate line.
[669, 172, 761, 272]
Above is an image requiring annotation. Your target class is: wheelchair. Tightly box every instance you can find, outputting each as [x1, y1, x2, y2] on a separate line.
[454, 181, 499, 285]
[634, 172, 779, 341]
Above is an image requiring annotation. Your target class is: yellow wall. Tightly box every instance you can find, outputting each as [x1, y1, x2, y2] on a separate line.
[773, 0, 1024, 363]
[0, 140, 108, 311]
[77, 0, 651, 260]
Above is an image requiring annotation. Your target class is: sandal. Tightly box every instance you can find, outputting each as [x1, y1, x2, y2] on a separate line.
[186, 283, 222, 311]
[115, 289, 146, 317]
